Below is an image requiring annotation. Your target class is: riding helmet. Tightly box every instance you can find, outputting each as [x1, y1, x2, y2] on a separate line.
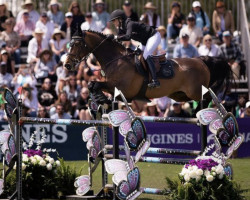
[109, 9, 126, 21]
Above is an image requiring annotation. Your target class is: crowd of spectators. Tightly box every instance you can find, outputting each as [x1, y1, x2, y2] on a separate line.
[0, 0, 248, 121]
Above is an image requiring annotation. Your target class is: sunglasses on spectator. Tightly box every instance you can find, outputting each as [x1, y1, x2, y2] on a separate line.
[44, 81, 51, 84]
[205, 39, 212, 42]
[72, 6, 79, 8]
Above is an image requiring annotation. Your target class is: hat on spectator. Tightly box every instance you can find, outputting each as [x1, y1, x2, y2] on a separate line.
[187, 13, 195, 20]
[0, 49, 7, 55]
[41, 11, 48, 17]
[216, 1, 225, 8]
[192, 1, 201, 7]
[144, 2, 157, 10]
[52, 28, 65, 39]
[85, 12, 92, 18]
[172, 1, 180, 8]
[223, 30, 231, 37]
[123, 0, 131, 6]
[65, 12, 73, 17]
[2, 18, 14, 28]
[48, 0, 62, 9]
[95, 0, 105, 5]
[22, 9, 29, 15]
[181, 32, 189, 38]
[22, 0, 34, 8]
[32, 27, 44, 36]
[22, 83, 33, 90]
[246, 101, 250, 108]
[0, 0, 7, 6]
[157, 25, 166, 32]
[39, 49, 53, 58]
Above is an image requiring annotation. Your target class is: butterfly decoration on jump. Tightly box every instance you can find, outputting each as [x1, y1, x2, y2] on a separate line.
[197, 87, 244, 169]
[105, 142, 142, 200]
[74, 126, 103, 196]
[108, 88, 150, 163]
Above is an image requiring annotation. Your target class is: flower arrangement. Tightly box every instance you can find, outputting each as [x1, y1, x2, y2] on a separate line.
[3, 128, 80, 199]
[164, 156, 246, 200]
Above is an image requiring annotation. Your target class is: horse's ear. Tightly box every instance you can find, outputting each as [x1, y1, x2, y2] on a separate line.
[73, 23, 83, 38]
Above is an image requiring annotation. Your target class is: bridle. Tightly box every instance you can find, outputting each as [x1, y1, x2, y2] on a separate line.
[67, 35, 108, 69]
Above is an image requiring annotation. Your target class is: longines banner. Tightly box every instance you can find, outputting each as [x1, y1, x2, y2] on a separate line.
[0, 118, 249, 160]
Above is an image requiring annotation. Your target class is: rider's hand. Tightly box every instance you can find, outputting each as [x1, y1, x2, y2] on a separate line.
[107, 34, 114, 40]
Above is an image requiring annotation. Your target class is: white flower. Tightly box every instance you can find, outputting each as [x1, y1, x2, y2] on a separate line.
[212, 172, 216, 176]
[219, 173, 224, 179]
[192, 166, 198, 171]
[56, 160, 60, 167]
[47, 163, 52, 171]
[204, 170, 210, 177]
[196, 175, 201, 181]
[39, 160, 46, 166]
[34, 155, 43, 161]
[189, 171, 197, 179]
[31, 158, 37, 164]
[13, 164, 16, 170]
[23, 156, 29, 162]
[180, 168, 188, 176]
[196, 169, 203, 176]
[206, 175, 214, 182]
[184, 174, 190, 182]
[22, 163, 26, 170]
[215, 164, 224, 174]
[49, 158, 54, 164]
[211, 167, 216, 171]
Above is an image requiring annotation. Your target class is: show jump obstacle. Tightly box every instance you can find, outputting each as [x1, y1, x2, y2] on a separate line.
[0, 87, 244, 200]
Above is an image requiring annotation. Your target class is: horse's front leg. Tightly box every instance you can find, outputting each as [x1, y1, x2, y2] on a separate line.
[88, 81, 112, 106]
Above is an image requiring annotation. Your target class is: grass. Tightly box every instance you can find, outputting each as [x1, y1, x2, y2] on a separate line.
[66, 158, 250, 200]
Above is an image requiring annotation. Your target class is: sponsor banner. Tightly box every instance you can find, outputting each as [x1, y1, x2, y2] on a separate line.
[0, 118, 249, 160]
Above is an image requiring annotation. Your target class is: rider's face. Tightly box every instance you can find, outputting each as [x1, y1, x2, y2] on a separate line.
[113, 19, 119, 28]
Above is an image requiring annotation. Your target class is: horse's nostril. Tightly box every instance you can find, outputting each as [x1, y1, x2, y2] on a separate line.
[64, 63, 72, 71]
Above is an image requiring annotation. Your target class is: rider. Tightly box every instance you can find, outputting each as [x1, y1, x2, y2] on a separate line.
[108, 9, 161, 88]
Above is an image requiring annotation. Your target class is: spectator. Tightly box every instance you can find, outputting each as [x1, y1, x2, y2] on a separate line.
[81, 12, 101, 32]
[49, 28, 67, 63]
[36, 11, 54, 44]
[60, 12, 76, 41]
[0, 94, 7, 121]
[77, 87, 91, 120]
[0, 49, 15, 75]
[157, 26, 167, 54]
[167, 1, 185, 43]
[51, 103, 71, 119]
[0, 61, 13, 88]
[141, 101, 161, 116]
[122, 0, 139, 22]
[218, 85, 237, 114]
[140, 2, 160, 28]
[37, 78, 57, 108]
[16, 0, 40, 26]
[55, 90, 72, 115]
[154, 96, 172, 117]
[14, 9, 35, 47]
[1, 18, 21, 64]
[173, 33, 199, 58]
[92, 0, 110, 31]
[68, 1, 85, 26]
[219, 31, 245, 79]
[191, 1, 210, 35]
[37, 106, 50, 118]
[27, 28, 48, 64]
[198, 34, 220, 56]
[167, 101, 191, 117]
[55, 53, 69, 94]
[47, 0, 64, 28]
[0, 0, 14, 31]
[34, 49, 57, 83]
[11, 64, 37, 95]
[18, 83, 38, 116]
[240, 101, 250, 118]
[212, 1, 234, 42]
[179, 13, 203, 47]
[235, 94, 247, 118]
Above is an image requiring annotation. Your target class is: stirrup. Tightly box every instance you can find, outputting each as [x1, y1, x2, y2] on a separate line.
[148, 80, 160, 88]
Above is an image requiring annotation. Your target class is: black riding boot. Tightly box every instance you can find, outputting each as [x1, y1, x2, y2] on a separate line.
[146, 56, 160, 88]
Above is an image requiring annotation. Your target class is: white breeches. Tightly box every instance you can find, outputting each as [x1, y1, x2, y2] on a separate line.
[140, 31, 161, 59]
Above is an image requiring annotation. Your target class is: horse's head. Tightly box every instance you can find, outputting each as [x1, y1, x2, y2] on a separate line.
[64, 30, 89, 71]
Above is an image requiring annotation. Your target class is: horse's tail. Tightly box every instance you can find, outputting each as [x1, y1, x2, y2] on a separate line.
[199, 56, 232, 97]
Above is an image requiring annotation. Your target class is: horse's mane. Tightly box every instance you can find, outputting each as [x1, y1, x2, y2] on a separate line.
[86, 30, 129, 52]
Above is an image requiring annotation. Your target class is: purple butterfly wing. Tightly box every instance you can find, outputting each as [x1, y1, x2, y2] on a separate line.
[222, 113, 239, 144]
[108, 110, 129, 126]
[209, 119, 223, 134]
[217, 128, 230, 146]
[126, 131, 138, 150]
[82, 127, 96, 142]
[3, 89, 16, 110]
[76, 185, 91, 196]
[127, 167, 140, 191]
[225, 143, 235, 158]
[89, 132, 101, 160]
[131, 118, 146, 141]
[224, 163, 233, 179]
[4, 103, 15, 119]
[119, 119, 131, 137]
[0, 130, 10, 144]
[5, 149, 12, 166]
[233, 134, 244, 150]
[74, 175, 90, 187]
[8, 134, 16, 156]
[117, 180, 130, 200]
[196, 108, 219, 125]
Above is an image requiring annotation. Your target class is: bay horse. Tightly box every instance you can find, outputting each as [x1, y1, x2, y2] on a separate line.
[65, 30, 231, 106]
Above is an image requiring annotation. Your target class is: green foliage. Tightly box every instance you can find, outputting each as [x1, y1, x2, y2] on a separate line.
[164, 176, 248, 200]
